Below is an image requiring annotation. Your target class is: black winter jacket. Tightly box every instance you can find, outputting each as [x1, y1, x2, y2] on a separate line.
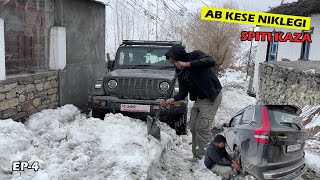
[165, 46, 222, 102]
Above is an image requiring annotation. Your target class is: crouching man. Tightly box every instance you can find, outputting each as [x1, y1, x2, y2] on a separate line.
[204, 134, 240, 180]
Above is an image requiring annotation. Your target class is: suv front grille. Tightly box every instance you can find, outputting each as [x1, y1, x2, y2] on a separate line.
[108, 78, 164, 100]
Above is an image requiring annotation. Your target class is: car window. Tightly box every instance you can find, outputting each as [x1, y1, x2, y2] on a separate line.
[267, 106, 303, 129]
[241, 108, 254, 124]
[230, 114, 242, 127]
[116, 47, 173, 67]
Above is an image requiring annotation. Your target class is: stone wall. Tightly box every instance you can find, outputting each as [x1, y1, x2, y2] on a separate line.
[258, 61, 320, 107]
[0, 71, 58, 121]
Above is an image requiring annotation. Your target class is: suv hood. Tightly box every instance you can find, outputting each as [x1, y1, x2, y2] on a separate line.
[107, 69, 175, 79]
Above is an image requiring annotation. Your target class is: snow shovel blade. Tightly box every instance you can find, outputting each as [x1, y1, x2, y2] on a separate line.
[147, 115, 160, 140]
[147, 115, 153, 134]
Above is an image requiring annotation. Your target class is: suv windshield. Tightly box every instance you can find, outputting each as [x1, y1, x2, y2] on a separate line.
[268, 106, 303, 129]
[115, 47, 174, 69]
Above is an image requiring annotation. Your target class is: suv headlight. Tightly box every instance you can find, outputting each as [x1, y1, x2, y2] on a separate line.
[92, 80, 104, 95]
[159, 82, 170, 91]
[108, 79, 118, 89]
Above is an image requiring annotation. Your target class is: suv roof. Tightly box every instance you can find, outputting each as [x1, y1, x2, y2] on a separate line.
[233, 105, 301, 116]
[120, 40, 182, 47]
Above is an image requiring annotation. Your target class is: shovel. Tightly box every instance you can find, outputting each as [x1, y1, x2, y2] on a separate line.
[147, 69, 184, 140]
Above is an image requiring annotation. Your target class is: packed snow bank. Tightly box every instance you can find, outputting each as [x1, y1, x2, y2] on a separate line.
[305, 152, 320, 174]
[0, 105, 172, 180]
[219, 69, 248, 88]
[150, 126, 222, 180]
[215, 70, 257, 126]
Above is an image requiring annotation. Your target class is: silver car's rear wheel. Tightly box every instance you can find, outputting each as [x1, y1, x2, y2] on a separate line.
[234, 146, 248, 176]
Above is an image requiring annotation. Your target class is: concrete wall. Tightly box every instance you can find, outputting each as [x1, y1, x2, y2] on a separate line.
[253, 36, 268, 97]
[258, 61, 320, 107]
[55, 0, 106, 107]
[0, 71, 59, 121]
[253, 14, 320, 97]
[309, 15, 320, 61]
[0, 18, 4, 80]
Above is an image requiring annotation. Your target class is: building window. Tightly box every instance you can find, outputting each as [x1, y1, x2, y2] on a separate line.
[300, 27, 314, 61]
[1, 1, 54, 75]
[266, 31, 278, 62]
[300, 41, 310, 60]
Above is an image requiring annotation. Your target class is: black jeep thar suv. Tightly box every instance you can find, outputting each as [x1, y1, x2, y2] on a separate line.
[88, 40, 188, 135]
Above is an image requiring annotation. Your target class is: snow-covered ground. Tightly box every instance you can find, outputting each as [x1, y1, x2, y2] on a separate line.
[0, 105, 174, 180]
[1, 69, 319, 180]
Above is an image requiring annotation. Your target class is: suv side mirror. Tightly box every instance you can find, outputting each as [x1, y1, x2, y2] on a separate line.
[107, 53, 114, 70]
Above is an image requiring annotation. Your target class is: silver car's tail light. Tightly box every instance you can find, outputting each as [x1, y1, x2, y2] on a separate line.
[253, 106, 270, 144]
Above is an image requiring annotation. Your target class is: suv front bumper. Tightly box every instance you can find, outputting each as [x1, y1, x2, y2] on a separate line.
[89, 96, 188, 118]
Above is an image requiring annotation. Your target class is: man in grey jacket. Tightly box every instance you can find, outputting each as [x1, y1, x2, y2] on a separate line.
[205, 135, 240, 179]
[161, 44, 222, 161]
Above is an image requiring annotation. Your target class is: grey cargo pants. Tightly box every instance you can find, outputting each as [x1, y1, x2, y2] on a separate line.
[210, 164, 233, 179]
[190, 92, 222, 159]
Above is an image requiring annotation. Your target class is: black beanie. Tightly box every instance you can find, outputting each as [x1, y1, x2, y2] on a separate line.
[213, 134, 226, 143]
[164, 44, 187, 62]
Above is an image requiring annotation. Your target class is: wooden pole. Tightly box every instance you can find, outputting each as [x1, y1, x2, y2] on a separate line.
[246, 27, 254, 80]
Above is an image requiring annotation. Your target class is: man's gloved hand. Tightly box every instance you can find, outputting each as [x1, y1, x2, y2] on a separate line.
[160, 98, 175, 108]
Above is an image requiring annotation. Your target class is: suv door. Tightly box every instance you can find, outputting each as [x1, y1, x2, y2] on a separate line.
[236, 106, 256, 165]
[225, 113, 242, 151]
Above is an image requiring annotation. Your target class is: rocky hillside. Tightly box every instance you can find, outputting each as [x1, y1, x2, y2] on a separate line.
[301, 105, 320, 139]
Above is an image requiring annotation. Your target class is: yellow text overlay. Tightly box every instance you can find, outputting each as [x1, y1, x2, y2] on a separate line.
[201, 7, 311, 30]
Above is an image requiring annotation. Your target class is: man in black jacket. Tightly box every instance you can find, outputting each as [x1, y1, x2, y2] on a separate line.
[205, 135, 240, 179]
[161, 44, 223, 161]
